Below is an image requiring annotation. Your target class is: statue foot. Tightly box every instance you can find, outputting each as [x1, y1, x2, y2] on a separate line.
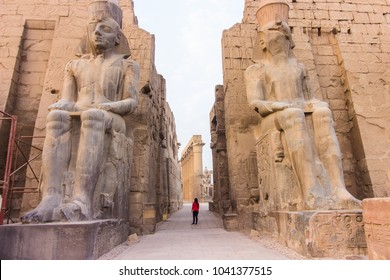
[20, 195, 62, 223]
[304, 185, 332, 210]
[61, 200, 90, 222]
[332, 188, 362, 210]
[304, 196, 332, 210]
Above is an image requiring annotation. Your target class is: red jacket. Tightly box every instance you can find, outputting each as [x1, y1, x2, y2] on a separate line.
[192, 202, 199, 211]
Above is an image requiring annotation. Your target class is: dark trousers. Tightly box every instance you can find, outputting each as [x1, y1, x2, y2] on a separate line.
[192, 211, 199, 224]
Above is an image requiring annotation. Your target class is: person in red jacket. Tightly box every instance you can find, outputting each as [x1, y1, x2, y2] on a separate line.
[191, 197, 199, 225]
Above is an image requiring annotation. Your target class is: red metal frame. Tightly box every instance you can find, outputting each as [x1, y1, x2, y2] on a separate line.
[0, 111, 17, 225]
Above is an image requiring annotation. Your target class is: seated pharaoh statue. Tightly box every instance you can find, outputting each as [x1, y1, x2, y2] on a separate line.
[21, 4, 140, 223]
[245, 1, 361, 210]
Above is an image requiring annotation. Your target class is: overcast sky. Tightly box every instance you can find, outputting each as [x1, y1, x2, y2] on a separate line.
[133, 0, 244, 170]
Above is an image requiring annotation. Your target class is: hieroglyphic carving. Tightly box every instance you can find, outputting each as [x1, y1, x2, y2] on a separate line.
[256, 132, 273, 210]
[256, 130, 301, 211]
[307, 212, 366, 257]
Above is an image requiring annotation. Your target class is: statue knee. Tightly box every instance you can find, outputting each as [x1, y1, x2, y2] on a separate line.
[80, 109, 105, 129]
[279, 108, 305, 130]
[46, 110, 71, 132]
[312, 107, 333, 125]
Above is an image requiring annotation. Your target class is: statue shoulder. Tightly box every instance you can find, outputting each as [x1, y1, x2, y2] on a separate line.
[122, 57, 140, 71]
[65, 55, 90, 70]
[245, 62, 266, 79]
[122, 57, 140, 82]
[122, 57, 141, 75]
[64, 58, 82, 74]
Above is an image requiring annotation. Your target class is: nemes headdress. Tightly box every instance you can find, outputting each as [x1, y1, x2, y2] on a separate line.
[77, 0, 131, 57]
[256, 0, 290, 28]
[253, 0, 294, 60]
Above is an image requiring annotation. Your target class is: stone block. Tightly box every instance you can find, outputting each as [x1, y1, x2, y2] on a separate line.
[353, 12, 370, 24]
[369, 12, 386, 24]
[329, 11, 354, 21]
[0, 220, 129, 259]
[223, 213, 239, 231]
[362, 198, 390, 260]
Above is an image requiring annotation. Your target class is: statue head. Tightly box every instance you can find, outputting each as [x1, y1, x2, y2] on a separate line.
[258, 19, 295, 55]
[76, 0, 131, 57]
[253, 0, 294, 60]
[88, 17, 122, 54]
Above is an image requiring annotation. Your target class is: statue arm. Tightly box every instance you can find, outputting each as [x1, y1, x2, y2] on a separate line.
[245, 64, 288, 117]
[98, 59, 140, 115]
[300, 63, 329, 109]
[300, 63, 313, 100]
[49, 61, 77, 111]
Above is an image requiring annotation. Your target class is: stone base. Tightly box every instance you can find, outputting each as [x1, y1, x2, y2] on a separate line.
[0, 219, 129, 259]
[363, 198, 390, 260]
[208, 201, 216, 212]
[223, 213, 239, 231]
[253, 210, 367, 258]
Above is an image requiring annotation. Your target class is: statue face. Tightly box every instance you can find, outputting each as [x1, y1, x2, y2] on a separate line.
[90, 19, 120, 52]
[265, 29, 289, 56]
[259, 21, 294, 56]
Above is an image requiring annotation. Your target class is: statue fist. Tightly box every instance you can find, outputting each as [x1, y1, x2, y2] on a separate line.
[48, 100, 75, 111]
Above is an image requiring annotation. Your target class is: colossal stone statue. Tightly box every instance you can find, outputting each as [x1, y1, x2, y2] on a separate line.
[21, 1, 139, 223]
[245, 0, 360, 210]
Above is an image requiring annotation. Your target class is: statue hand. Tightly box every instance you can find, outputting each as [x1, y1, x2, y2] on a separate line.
[270, 102, 291, 112]
[307, 99, 329, 109]
[48, 100, 75, 111]
[96, 103, 113, 111]
[251, 100, 290, 117]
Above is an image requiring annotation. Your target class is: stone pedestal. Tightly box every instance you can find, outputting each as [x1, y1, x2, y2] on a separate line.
[0, 219, 129, 259]
[142, 203, 156, 234]
[362, 198, 390, 260]
[253, 210, 367, 258]
[223, 213, 239, 231]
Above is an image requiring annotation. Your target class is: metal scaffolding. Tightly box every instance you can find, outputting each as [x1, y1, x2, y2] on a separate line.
[0, 111, 17, 225]
[0, 110, 42, 225]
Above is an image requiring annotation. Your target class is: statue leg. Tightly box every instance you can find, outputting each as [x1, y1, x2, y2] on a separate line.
[61, 109, 107, 221]
[21, 110, 72, 223]
[276, 108, 330, 209]
[312, 107, 361, 209]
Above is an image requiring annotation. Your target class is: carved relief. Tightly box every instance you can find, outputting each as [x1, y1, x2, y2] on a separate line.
[307, 212, 367, 257]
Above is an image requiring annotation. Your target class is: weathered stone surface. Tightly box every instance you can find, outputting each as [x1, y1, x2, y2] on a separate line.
[0, 219, 129, 260]
[362, 198, 390, 260]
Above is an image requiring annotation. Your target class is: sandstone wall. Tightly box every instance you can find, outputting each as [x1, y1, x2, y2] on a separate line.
[0, 0, 182, 234]
[218, 0, 390, 229]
